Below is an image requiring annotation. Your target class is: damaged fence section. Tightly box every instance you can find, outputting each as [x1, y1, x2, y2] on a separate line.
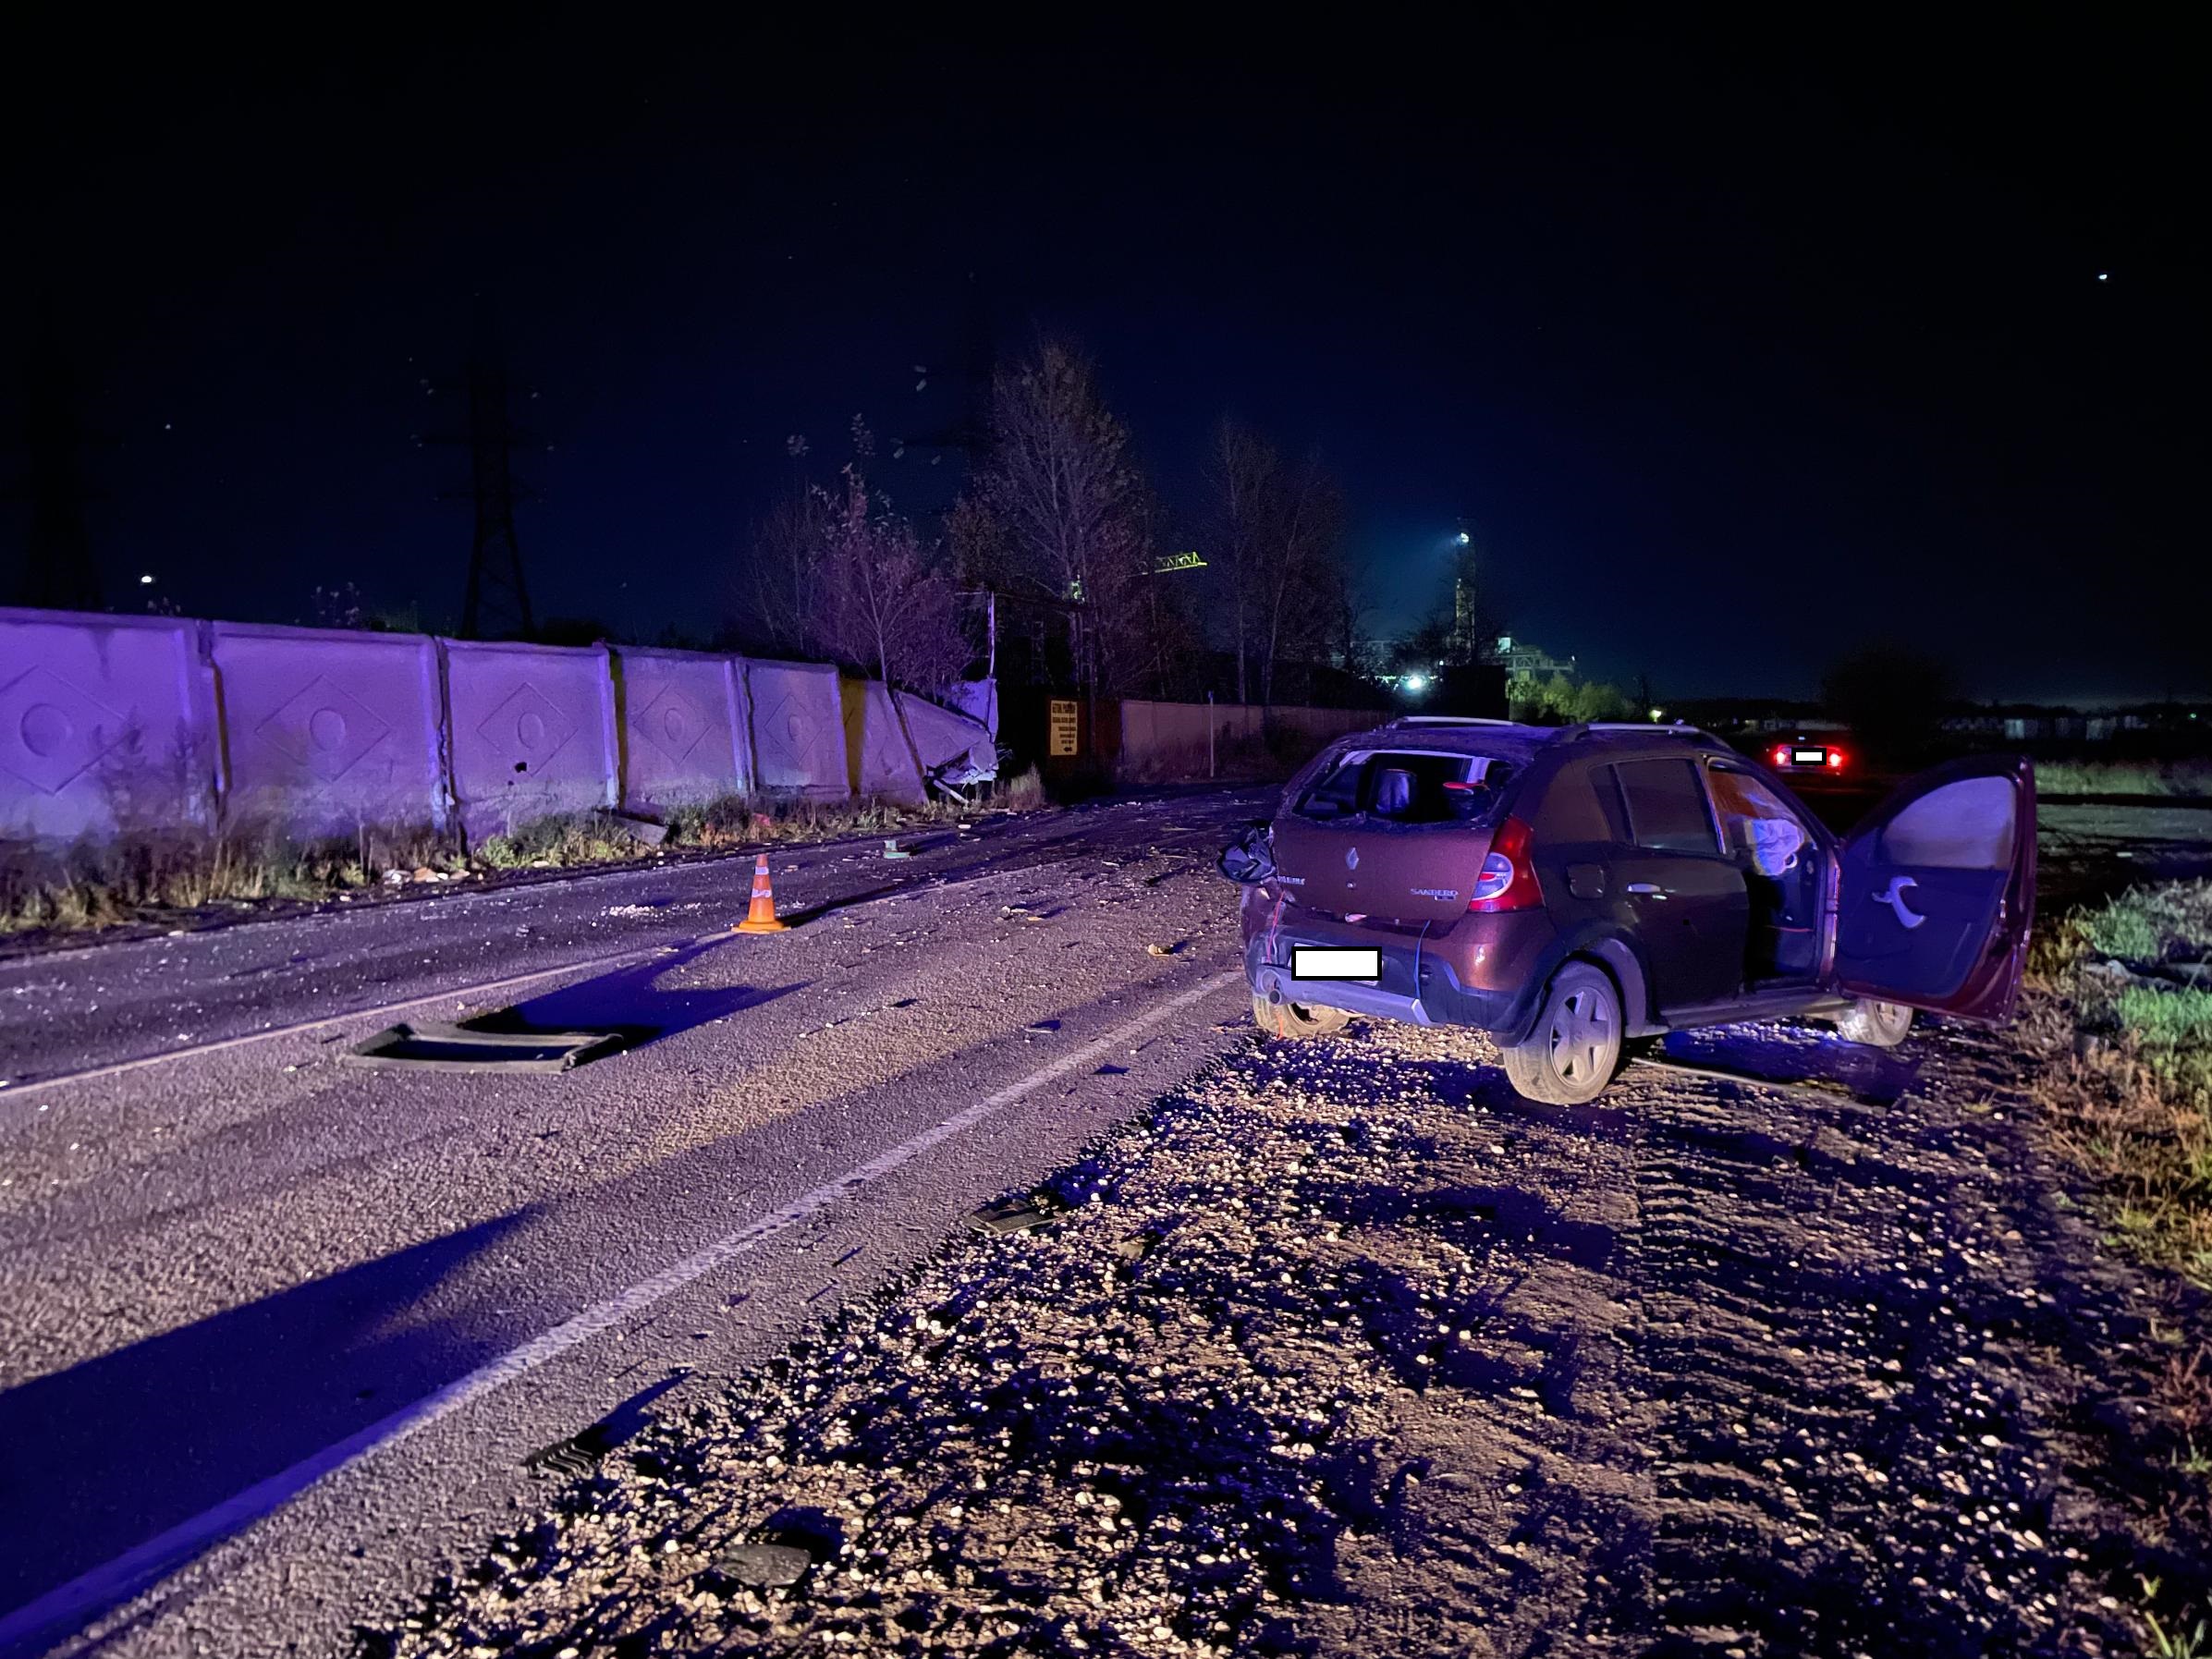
[0, 606, 996, 847]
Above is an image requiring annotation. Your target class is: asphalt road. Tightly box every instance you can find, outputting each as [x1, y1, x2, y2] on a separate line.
[0, 789, 1269, 1657]
[3, 789, 2203, 1657]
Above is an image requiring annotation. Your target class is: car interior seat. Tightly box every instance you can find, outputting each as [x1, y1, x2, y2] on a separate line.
[1373, 767, 1415, 818]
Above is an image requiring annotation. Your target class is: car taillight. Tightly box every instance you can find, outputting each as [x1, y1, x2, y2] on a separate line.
[1468, 816, 1542, 912]
[1827, 750, 1844, 770]
[1771, 745, 1790, 766]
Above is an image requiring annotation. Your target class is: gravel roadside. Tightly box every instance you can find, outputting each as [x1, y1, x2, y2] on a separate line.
[359, 1012, 2210, 1659]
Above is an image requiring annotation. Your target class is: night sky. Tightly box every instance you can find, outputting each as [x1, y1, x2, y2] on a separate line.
[5, 13, 2203, 703]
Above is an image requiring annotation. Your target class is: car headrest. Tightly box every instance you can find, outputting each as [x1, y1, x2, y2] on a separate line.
[1374, 767, 1415, 814]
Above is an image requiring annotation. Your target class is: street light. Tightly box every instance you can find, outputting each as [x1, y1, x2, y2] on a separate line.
[1403, 672, 1427, 694]
[1455, 531, 1471, 546]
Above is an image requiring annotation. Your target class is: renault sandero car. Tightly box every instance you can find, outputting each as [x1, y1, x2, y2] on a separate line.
[1223, 717, 2035, 1105]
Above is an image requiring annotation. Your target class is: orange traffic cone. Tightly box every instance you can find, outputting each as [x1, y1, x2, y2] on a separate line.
[735, 852, 788, 933]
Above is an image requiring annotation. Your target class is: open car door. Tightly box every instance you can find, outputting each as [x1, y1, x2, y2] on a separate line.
[1826, 755, 2036, 1023]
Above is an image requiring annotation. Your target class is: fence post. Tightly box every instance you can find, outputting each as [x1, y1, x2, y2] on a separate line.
[597, 642, 624, 811]
[197, 616, 231, 830]
[431, 636, 460, 844]
[727, 655, 754, 798]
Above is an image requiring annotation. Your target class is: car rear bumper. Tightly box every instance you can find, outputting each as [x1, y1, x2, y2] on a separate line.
[1242, 917, 1537, 1037]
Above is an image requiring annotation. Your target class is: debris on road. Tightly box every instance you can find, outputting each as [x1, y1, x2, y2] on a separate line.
[970, 1189, 1069, 1236]
[715, 1541, 813, 1588]
[344, 1022, 629, 1072]
[607, 813, 669, 847]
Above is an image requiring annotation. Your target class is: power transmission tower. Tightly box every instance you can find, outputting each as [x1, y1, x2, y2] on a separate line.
[422, 309, 538, 641]
[454, 348, 535, 641]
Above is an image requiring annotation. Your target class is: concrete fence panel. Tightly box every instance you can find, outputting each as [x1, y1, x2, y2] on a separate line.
[2, 603, 994, 845]
[837, 678, 921, 804]
[445, 640, 617, 842]
[1113, 700, 1242, 782]
[743, 659, 848, 799]
[0, 608, 217, 841]
[211, 623, 447, 837]
[1110, 699, 1385, 783]
[892, 689, 996, 785]
[1267, 705, 1381, 750]
[615, 647, 748, 813]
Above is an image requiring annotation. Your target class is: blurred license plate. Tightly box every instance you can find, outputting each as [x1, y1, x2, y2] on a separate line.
[1791, 748, 1827, 764]
[1293, 947, 1380, 981]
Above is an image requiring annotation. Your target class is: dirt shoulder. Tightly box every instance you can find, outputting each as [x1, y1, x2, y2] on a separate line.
[358, 1004, 2209, 1659]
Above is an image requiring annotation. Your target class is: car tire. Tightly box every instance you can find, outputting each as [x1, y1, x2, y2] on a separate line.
[1499, 962, 1624, 1106]
[1252, 994, 1350, 1041]
[1835, 997, 1913, 1048]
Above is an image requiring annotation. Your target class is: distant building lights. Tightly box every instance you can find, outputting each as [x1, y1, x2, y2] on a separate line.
[140, 574, 154, 585]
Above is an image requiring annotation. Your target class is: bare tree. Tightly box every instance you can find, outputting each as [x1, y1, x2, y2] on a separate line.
[809, 463, 969, 693]
[1255, 449, 1346, 707]
[954, 339, 1154, 704]
[1202, 421, 1351, 706]
[742, 421, 967, 696]
[742, 484, 829, 658]
[1202, 418, 1282, 704]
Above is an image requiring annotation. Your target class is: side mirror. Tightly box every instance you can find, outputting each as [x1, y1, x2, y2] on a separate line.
[1217, 824, 1277, 884]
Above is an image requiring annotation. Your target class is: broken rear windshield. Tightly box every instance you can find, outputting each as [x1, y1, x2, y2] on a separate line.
[1294, 750, 1516, 826]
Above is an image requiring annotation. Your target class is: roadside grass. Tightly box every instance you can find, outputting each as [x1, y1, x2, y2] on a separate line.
[2028, 879, 2212, 1642]
[0, 768, 1050, 935]
[2075, 884, 2212, 963]
[2028, 882, 2212, 1287]
[2038, 759, 2212, 799]
[0, 823, 456, 932]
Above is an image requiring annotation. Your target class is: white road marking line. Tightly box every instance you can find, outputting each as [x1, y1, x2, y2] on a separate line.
[0, 969, 1244, 1656]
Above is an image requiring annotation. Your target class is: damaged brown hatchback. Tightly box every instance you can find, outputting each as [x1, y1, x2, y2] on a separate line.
[1223, 717, 2036, 1105]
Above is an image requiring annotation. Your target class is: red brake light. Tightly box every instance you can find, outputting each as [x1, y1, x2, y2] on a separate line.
[1771, 746, 1790, 766]
[1827, 750, 1844, 770]
[1468, 816, 1542, 912]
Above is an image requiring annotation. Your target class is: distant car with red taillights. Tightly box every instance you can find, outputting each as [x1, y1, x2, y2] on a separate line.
[1765, 733, 1853, 775]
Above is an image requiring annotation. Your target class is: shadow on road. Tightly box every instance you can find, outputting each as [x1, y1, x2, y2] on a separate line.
[463, 939, 806, 1051]
[0, 1211, 537, 1629]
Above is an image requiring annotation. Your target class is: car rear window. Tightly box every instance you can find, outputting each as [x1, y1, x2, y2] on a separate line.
[1296, 755, 1367, 820]
[1610, 759, 1719, 854]
[1294, 750, 1515, 825]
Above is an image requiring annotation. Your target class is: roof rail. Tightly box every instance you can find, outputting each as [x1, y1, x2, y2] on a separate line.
[1550, 721, 1727, 747]
[1389, 714, 1528, 726]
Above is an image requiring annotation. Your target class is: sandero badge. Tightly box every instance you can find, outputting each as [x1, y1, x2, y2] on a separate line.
[1221, 718, 2035, 1106]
